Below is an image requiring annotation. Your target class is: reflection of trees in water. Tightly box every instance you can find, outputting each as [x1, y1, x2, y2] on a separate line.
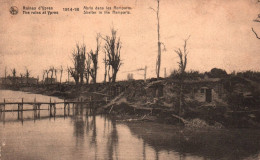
[106, 119, 118, 160]
[73, 105, 85, 147]
[127, 123, 260, 160]
[103, 115, 110, 136]
[83, 111, 119, 160]
[85, 109, 98, 160]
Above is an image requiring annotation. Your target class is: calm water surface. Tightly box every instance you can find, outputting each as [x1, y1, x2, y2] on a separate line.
[0, 90, 260, 160]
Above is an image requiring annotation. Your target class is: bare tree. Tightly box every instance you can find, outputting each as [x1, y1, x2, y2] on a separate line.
[25, 67, 31, 84]
[11, 68, 16, 85]
[68, 67, 79, 85]
[103, 27, 122, 82]
[89, 36, 101, 84]
[54, 68, 57, 82]
[42, 70, 46, 84]
[4, 67, 7, 84]
[174, 36, 190, 115]
[150, 0, 162, 79]
[66, 66, 70, 84]
[84, 54, 91, 84]
[60, 65, 63, 84]
[69, 43, 86, 85]
[20, 73, 23, 84]
[175, 37, 190, 74]
[11, 68, 16, 77]
[49, 66, 55, 84]
[45, 69, 50, 84]
[103, 51, 108, 83]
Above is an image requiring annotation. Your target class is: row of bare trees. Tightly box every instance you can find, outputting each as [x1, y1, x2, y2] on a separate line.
[42, 66, 63, 84]
[3, 67, 32, 84]
[69, 27, 122, 85]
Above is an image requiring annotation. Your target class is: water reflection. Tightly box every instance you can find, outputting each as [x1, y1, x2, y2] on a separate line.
[0, 90, 260, 160]
[107, 119, 119, 160]
[72, 107, 119, 160]
[126, 122, 260, 160]
[1, 106, 260, 160]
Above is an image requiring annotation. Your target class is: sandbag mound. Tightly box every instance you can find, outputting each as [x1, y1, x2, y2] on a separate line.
[186, 118, 223, 129]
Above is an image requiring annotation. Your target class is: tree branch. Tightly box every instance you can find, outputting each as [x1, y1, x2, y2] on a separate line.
[253, 19, 260, 23]
[252, 27, 260, 39]
[149, 7, 156, 13]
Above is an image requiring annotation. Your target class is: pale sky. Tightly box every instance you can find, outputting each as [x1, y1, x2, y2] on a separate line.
[0, 0, 259, 82]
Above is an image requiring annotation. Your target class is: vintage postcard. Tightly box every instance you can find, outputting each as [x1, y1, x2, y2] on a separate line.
[0, 0, 260, 160]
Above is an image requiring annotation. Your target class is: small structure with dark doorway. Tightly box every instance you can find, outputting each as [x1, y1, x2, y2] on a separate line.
[200, 87, 212, 103]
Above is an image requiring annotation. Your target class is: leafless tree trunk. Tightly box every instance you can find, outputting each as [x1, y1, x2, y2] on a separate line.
[68, 67, 79, 85]
[103, 27, 122, 83]
[150, 0, 162, 79]
[25, 67, 30, 84]
[49, 67, 54, 84]
[45, 70, 50, 84]
[85, 54, 91, 84]
[79, 45, 86, 85]
[11, 68, 16, 85]
[89, 36, 100, 84]
[69, 43, 86, 85]
[174, 36, 190, 115]
[11, 68, 16, 77]
[54, 68, 57, 83]
[103, 52, 107, 83]
[156, 0, 161, 79]
[42, 70, 46, 84]
[175, 37, 189, 74]
[60, 66, 63, 84]
[4, 67, 7, 84]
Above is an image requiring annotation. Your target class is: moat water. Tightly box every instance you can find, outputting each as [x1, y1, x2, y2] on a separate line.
[0, 90, 259, 160]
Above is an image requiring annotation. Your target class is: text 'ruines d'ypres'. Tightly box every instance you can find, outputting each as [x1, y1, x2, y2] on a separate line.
[23, 6, 58, 15]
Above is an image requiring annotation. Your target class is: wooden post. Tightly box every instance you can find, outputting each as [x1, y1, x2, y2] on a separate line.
[3, 98, 5, 112]
[34, 97, 36, 110]
[64, 99, 66, 110]
[21, 98, 24, 111]
[49, 98, 51, 110]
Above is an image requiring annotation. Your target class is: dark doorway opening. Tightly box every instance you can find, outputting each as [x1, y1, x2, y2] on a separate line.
[206, 89, 212, 102]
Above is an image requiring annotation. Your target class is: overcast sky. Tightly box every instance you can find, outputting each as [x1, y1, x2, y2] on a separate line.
[0, 0, 259, 82]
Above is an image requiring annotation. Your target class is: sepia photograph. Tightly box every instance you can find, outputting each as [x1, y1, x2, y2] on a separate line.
[0, 0, 260, 159]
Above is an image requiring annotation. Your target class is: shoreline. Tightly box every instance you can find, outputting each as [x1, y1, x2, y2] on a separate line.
[1, 81, 260, 129]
